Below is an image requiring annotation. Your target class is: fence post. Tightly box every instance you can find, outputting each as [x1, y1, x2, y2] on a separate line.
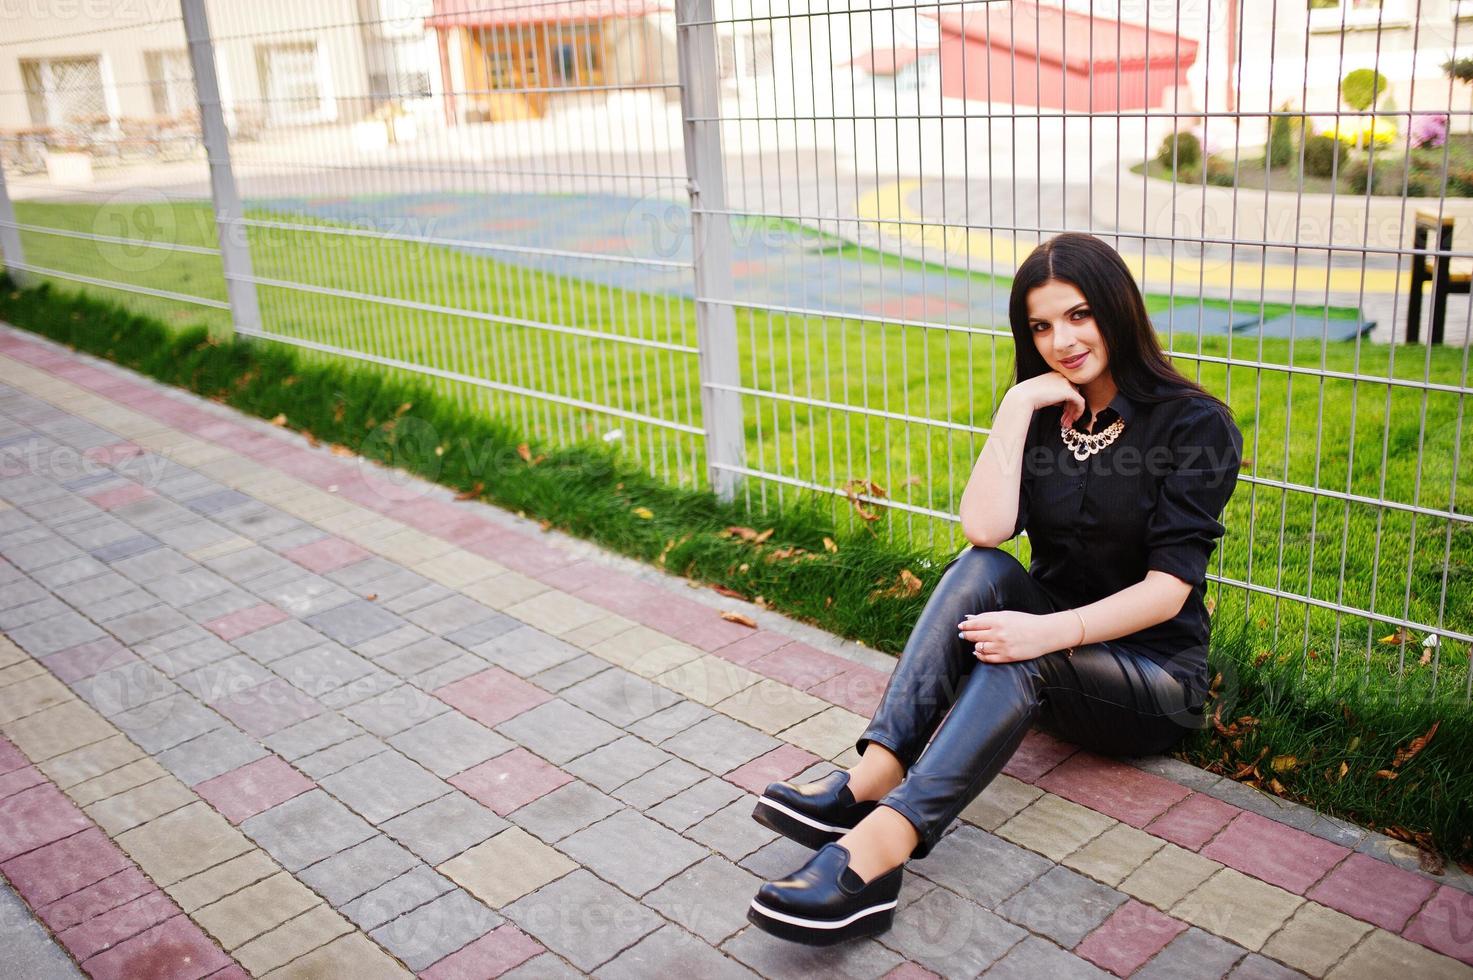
[0, 158, 30, 289]
[676, 0, 744, 502]
[181, 0, 260, 342]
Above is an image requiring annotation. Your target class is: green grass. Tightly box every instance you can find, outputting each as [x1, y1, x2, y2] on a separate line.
[2, 272, 1468, 867]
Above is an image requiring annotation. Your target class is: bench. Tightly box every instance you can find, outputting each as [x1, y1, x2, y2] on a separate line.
[1407, 209, 1471, 345]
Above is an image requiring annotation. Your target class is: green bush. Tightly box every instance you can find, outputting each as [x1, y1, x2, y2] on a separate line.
[1341, 67, 1390, 110]
[1158, 131, 1201, 171]
[1269, 109, 1295, 168]
[1302, 134, 1348, 178]
[1205, 155, 1237, 187]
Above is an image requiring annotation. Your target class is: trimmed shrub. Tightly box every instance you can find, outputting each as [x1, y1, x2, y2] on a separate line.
[1158, 131, 1201, 171]
[1302, 134, 1348, 178]
[1341, 67, 1390, 110]
[1269, 109, 1295, 168]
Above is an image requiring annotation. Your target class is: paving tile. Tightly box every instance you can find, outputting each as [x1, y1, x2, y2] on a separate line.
[259, 931, 413, 979]
[36, 864, 156, 933]
[110, 690, 224, 753]
[341, 682, 449, 737]
[271, 642, 378, 700]
[1259, 901, 1373, 976]
[239, 789, 377, 872]
[502, 589, 607, 637]
[647, 775, 746, 833]
[434, 666, 553, 729]
[656, 654, 763, 707]
[588, 625, 703, 678]
[194, 755, 314, 824]
[645, 855, 763, 945]
[1200, 812, 1351, 895]
[297, 833, 421, 908]
[883, 883, 1028, 978]
[565, 734, 676, 793]
[723, 743, 823, 795]
[389, 710, 514, 778]
[36, 733, 144, 791]
[450, 747, 571, 816]
[231, 619, 328, 664]
[1075, 897, 1189, 977]
[527, 652, 610, 692]
[260, 712, 362, 762]
[1062, 821, 1168, 888]
[1304, 851, 1438, 932]
[340, 863, 456, 932]
[627, 699, 714, 742]
[687, 795, 780, 861]
[304, 598, 405, 646]
[1119, 842, 1223, 912]
[174, 654, 274, 706]
[4, 697, 116, 764]
[78, 912, 233, 980]
[294, 735, 386, 780]
[114, 800, 254, 889]
[1402, 884, 1473, 967]
[84, 772, 197, 835]
[594, 922, 758, 980]
[282, 536, 371, 574]
[319, 750, 451, 824]
[1145, 791, 1241, 851]
[380, 791, 509, 865]
[996, 792, 1117, 863]
[1132, 926, 1247, 980]
[958, 772, 1045, 832]
[420, 923, 543, 980]
[1227, 951, 1311, 979]
[1325, 927, 1473, 978]
[213, 677, 324, 738]
[191, 870, 321, 951]
[507, 780, 622, 843]
[722, 922, 903, 977]
[233, 903, 355, 976]
[70, 660, 178, 717]
[985, 934, 1113, 979]
[2, 826, 130, 907]
[776, 705, 870, 760]
[996, 863, 1127, 947]
[203, 603, 289, 642]
[714, 677, 829, 734]
[660, 713, 781, 775]
[494, 698, 624, 764]
[1002, 728, 1079, 782]
[748, 640, 851, 689]
[560, 665, 683, 726]
[1036, 752, 1190, 829]
[502, 869, 662, 972]
[558, 808, 707, 896]
[1172, 868, 1305, 951]
[439, 825, 578, 908]
[39, 636, 135, 683]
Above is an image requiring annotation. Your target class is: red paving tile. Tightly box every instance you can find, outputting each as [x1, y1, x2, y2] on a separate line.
[1305, 851, 1438, 932]
[450, 747, 571, 816]
[38, 866, 156, 932]
[85, 482, 154, 510]
[0, 764, 46, 801]
[534, 559, 614, 593]
[0, 737, 28, 775]
[749, 641, 851, 689]
[641, 601, 756, 652]
[421, 923, 543, 979]
[806, 665, 891, 718]
[572, 574, 672, 620]
[463, 531, 574, 577]
[203, 603, 289, 642]
[194, 755, 315, 823]
[282, 535, 371, 575]
[1035, 752, 1189, 828]
[882, 963, 943, 980]
[709, 630, 794, 666]
[80, 912, 234, 980]
[1001, 728, 1079, 782]
[1144, 792, 1241, 851]
[1402, 885, 1473, 965]
[1200, 811, 1351, 895]
[0, 782, 93, 863]
[1074, 898, 1189, 976]
[57, 888, 179, 961]
[41, 636, 136, 683]
[211, 677, 325, 738]
[435, 667, 553, 729]
[725, 743, 824, 795]
[1, 826, 131, 907]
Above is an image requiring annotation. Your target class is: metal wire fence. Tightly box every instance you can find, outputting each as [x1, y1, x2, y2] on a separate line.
[0, 0, 1467, 704]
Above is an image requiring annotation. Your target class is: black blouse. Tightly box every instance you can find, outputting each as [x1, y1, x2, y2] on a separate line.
[1007, 388, 1244, 700]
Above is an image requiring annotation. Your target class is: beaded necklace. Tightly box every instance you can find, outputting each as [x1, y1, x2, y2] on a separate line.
[1060, 416, 1125, 461]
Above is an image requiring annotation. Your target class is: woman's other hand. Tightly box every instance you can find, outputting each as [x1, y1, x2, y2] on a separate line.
[957, 609, 1067, 663]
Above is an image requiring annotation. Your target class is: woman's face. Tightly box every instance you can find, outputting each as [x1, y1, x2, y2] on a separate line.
[1025, 278, 1111, 387]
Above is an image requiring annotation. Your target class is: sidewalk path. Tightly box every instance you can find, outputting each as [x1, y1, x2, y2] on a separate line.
[0, 323, 1469, 979]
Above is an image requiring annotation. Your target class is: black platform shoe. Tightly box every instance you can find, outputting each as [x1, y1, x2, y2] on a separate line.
[751, 770, 878, 849]
[746, 842, 902, 945]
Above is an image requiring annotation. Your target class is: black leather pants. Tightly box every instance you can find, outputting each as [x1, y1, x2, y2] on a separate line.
[856, 545, 1203, 860]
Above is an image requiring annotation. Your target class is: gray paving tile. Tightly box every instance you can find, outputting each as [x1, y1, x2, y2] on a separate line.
[660, 714, 781, 775]
[136, 629, 237, 677]
[110, 689, 223, 753]
[369, 887, 502, 971]
[240, 788, 378, 872]
[298, 833, 423, 907]
[176, 654, 273, 703]
[403, 594, 509, 636]
[88, 533, 162, 563]
[382, 582, 456, 615]
[319, 750, 451, 825]
[565, 735, 675, 793]
[645, 856, 763, 946]
[721, 922, 903, 979]
[372, 636, 463, 678]
[507, 781, 623, 843]
[318, 666, 405, 710]
[528, 653, 611, 692]
[1133, 927, 1248, 980]
[593, 923, 758, 980]
[8, 609, 104, 656]
[501, 953, 584, 980]
[154, 724, 270, 786]
[471, 625, 584, 677]
[883, 883, 1026, 978]
[5, 536, 84, 572]
[342, 683, 450, 738]
[558, 808, 707, 896]
[984, 934, 1113, 979]
[205, 544, 298, 584]
[0, 596, 68, 630]
[493, 699, 623, 765]
[354, 623, 434, 661]
[182, 488, 252, 515]
[250, 571, 356, 619]
[738, 836, 816, 881]
[305, 598, 409, 646]
[389, 712, 514, 778]
[913, 824, 1053, 909]
[611, 757, 708, 810]
[626, 699, 714, 743]
[503, 869, 662, 972]
[231, 619, 328, 664]
[271, 642, 379, 699]
[295, 736, 389, 780]
[381, 791, 509, 865]
[30, 554, 106, 590]
[647, 776, 745, 833]
[73, 587, 159, 624]
[324, 556, 406, 591]
[109, 546, 194, 583]
[68, 660, 177, 716]
[561, 666, 683, 727]
[99, 604, 191, 645]
[1228, 952, 1311, 979]
[175, 587, 260, 625]
[341, 863, 456, 931]
[262, 712, 366, 761]
[138, 567, 233, 608]
[995, 864, 1126, 949]
[686, 796, 779, 862]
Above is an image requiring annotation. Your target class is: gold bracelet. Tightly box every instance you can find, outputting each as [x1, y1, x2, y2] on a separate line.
[1066, 608, 1086, 657]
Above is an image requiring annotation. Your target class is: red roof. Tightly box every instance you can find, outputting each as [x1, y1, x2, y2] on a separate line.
[924, 1, 1197, 73]
[426, 0, 666, 28]
[839, 45, 938, 76]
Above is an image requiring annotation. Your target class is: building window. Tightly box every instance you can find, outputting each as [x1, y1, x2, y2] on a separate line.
[255, 41, 334, 125]
[546, 24, 599, 85]
[20, 56, 107, 128]
[718, 24, 773, 79]
[366, 33, 434, 101]
[145, 50, 195, 117]
[1308, 0, 1406, 30]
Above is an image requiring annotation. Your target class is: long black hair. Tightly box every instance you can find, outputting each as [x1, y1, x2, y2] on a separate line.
[1008, 232, 1235, 423]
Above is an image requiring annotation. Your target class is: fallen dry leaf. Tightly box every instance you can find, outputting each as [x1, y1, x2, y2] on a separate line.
[631, 507, 654, 520]
[516, 443, 547, 466]
[395, 401, 413, 417]
[1271, 754, 1298, 772]
[712, 585, 746, 599]
[1206, 596, 1216, 617]
[330, 444, 355, 457]
[720, 610, 757, 628]
[455, 482, 485, 500]
[1379, 628, 1409, 645]
[365, 593, 378, 601]
[303, 432, 319, 447]
[270, 413, 287, 426]
[721, 526, 760, 541]
[822, 537, 838, 553]
[1392, 721, 1439, 769]
[753, 528, 775, 544]
[538, 519, 552, 531]
[867, 569, 924, 601]
[1374, 769, 1399, 780]
[1420, 647, 1433, 666]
